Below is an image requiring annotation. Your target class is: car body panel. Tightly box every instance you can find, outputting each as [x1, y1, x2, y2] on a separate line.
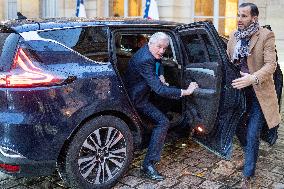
[0, 18, 246, 178]
[0, 63, 139, 160]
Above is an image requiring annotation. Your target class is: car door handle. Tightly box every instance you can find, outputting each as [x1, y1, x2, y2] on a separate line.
[186, 67, 215, 77]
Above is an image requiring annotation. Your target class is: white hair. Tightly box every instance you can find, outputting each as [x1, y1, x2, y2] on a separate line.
[149, 32, 169, 45]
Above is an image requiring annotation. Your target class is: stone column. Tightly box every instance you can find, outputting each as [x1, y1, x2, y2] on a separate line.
[158, 0, 193, 23]
[0, 0, 4, 20]
[57, 0, 79, 17]
[17, 0, 40, 18]
[265, 0, 284, 65]
[242, 0, 284, 67]
[85, 0, 98, 17]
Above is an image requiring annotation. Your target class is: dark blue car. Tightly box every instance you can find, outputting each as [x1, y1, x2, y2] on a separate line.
[0, 18, 281, 189]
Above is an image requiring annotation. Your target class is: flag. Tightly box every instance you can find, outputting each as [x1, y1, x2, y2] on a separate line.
[143, 0, 159, 20]
[76, 0, 86, 17]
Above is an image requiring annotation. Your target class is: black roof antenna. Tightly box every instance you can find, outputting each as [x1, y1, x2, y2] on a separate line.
[16, 12, 27, 20]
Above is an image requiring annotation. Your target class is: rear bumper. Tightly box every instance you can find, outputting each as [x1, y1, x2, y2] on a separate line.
[0, 150, 56, 177]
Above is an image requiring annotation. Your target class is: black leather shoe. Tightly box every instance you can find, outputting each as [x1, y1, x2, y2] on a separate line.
[141, 164, 165, 181]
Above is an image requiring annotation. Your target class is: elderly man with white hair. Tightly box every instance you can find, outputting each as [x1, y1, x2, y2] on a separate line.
[124, 32, 198, 180]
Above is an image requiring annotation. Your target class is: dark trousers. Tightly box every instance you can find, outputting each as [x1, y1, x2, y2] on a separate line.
[136, 102, 170, 167]
[236, 87, 265, 177]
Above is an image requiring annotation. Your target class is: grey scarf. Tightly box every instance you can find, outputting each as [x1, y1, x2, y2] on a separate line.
[233, 21, 260, 60]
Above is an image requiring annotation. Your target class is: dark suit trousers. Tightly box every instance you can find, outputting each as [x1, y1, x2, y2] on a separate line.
[136, 102, 170, 167]
[236, 87, 265, 177]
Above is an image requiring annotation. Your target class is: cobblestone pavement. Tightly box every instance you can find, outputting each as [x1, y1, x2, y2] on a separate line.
[1, 120, 284, 189]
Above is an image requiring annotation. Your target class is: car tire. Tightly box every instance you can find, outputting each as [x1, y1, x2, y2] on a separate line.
[59, 115, 133, 189]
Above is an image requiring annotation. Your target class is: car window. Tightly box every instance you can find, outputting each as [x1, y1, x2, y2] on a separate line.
[0, 33, 19, 71]
[115, 33, 177, 59]
[181, 34, 208, 63]
[0, 33, 10, 56]
[114, 32, 178, 75]
[21, 40, 87, 65]
[201, 34, 219, 62]
[38, 27, 109, 62]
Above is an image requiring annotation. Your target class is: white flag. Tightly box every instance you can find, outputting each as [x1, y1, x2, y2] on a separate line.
[144, 0, 159, 20]
[76, 0, 86, 17]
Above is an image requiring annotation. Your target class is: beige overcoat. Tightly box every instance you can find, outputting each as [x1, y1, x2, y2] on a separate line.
[227, 27, 281, 128]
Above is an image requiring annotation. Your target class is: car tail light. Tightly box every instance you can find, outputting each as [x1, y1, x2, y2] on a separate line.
[0, 163, 20, 173]
[0, 48, 63, 87]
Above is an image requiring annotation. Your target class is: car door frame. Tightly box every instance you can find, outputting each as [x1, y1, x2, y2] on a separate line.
[175, 22, 246, 159]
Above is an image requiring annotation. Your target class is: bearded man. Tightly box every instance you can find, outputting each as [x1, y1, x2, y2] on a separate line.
[227, 3, 281, 189]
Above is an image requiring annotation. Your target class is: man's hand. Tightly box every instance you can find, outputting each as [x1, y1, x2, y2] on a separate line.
[182, 82, 199, 96]
[159, 75, 169, 86]
[232, 72, 255, 89]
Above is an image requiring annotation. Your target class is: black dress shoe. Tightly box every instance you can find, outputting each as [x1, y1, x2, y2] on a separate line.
[141, 164, 165, 181]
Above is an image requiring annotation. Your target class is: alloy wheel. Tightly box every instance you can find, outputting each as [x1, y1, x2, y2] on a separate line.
[77, 126, 127, 184]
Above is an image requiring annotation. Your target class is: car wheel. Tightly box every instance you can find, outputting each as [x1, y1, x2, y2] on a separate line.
[59, 115, 133, 189]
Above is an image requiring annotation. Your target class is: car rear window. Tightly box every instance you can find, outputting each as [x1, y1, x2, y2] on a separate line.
[0, 33, 9, 56]
[0, 32, 19, 71]
[38, 27, 109, 62]
[21, 40, 88, 65]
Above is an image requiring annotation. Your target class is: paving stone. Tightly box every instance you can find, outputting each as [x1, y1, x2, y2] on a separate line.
[161, 167, 185, 178]
[253, 176, 274, 188]
[271, 183, 284, 189]
[183, 157, 202, 167]
[272, 166, 284, 175]
[125, 167, 142, 177]
[1, 114, 284, 189]
[118, 175, 144, 188]
[178, 175, 204, 186]
[187, 151, 208, 160]
[255, 170, 284, 182]
[257, 159, 276, 171]
[180, 166, 206, 177]
[0, 172, 13, 180]
[54, 179, 68, 188]
[202, 171, 223, 181]
[0, 179, 26, 189]
[10, 186, 29, 189]
[113, 182, 133, 189]
[159, 155, 176, 166]
[212, 160, 235, 176]
[136, 182, 157, 189]
[162, 150, 186, 162]
[154, 177, 178, 187]
[171, 182, 190, 189]
[28, 179, 61, 189]
[213, 172, 241, 187]
[196, 157, 219, 169]
[164, 161, 188, 170]
[199, 180, 223, 189]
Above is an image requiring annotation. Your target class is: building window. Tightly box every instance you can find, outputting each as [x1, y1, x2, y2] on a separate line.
[41, 0, 58, 18]
[111, 0, 142, 17]
[193, 0, 238, 36]
[7, 0, 17, 19]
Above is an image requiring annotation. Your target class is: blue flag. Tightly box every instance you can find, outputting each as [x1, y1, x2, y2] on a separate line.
[143, 0, 159, 20]
[76, 0, 86, 17]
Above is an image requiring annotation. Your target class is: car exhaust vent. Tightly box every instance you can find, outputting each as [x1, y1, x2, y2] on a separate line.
[0, 48, 62, 87]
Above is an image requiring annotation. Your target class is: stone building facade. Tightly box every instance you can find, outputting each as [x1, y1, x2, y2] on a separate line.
[0, 0, 283, 63]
